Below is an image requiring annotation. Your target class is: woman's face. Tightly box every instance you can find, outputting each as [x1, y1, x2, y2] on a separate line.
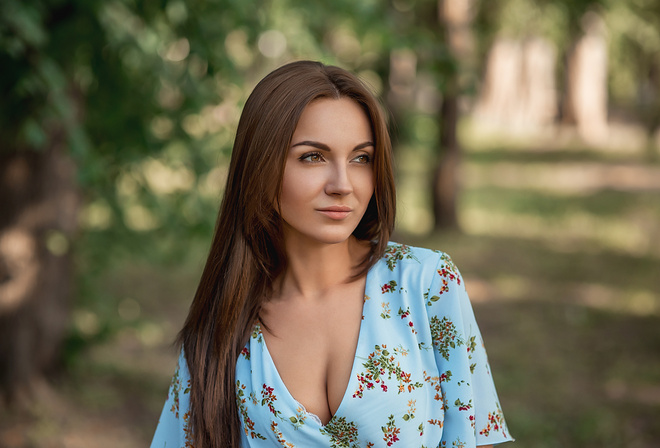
[279, 97, 375, 248]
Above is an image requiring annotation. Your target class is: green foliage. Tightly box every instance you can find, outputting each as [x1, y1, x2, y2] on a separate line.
[3, 3, 660, 444]
[0, 0, 88, 155]
[0, 0, 442, 354]
[2, 0, 462, 274]
[606, 0, 660, 128]
[6, 0, 658, 354]
[5, 0, 660, 268]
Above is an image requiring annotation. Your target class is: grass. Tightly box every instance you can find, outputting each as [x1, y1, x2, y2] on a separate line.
[1, 129, 659, 447]
[404, 231, 660, 448]
[397, 131, 660, 447]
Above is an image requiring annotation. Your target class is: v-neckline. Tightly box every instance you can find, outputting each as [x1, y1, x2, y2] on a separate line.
[257, 263, 375, 428]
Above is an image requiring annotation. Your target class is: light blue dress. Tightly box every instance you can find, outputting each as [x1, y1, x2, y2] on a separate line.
[151, 243, 513, 447]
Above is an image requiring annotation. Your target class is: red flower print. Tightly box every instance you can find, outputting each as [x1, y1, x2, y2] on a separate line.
[381, 280, 400, 294]
[429, 316, 464, 361]
[236, 381, 266, 440]
[479, 403, 507, 438]
[381, 414, 401, 446]
[383, 244, 418, 271]
[261, 383, 281, 417]
[397, 307, 418, 334]
[320, 416, 360, 448]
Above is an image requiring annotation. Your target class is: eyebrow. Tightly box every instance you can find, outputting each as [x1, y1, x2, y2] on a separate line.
[291, 140, 374, 151]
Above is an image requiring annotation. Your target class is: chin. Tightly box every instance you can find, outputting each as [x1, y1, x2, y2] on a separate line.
[298, 229, 358, 246]
[282, 221, 362, 247]
[315, 233, 356, 246]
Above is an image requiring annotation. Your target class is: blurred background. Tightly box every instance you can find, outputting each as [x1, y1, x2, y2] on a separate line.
[1, 0, 659, 446]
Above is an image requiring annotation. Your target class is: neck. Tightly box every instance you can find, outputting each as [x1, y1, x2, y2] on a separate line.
[276, 236, 368, 301]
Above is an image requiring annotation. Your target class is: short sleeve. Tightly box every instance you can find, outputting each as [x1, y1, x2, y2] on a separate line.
[150, 350, 194, 448]
[425, 252, 513, 446]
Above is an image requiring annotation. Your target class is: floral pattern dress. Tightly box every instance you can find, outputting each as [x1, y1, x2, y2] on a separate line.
[151, 243, 513, 448]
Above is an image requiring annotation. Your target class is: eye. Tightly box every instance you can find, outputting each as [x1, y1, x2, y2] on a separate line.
[300, 152, 324, 163]
[352, 153, 371, 164]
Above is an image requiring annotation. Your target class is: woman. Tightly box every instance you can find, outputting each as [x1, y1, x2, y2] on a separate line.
[151, 60, 513, 448]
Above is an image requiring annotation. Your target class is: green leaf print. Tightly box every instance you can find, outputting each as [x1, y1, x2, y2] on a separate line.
[251, 324, 264, 343]
[261, 383, 282, 418]
[479, 402, 507, 438]
[402, 398, 417, 421]
[397, 307, 418, 334]
[381, 280, 403, 294]
[428, 255, 462, 302]
[380, 302, 392, 319]
[168, 366, 190, 419]
[466, 335, 477, 359]
[454, 398, 473, 412]
[429, 316, 464, 361]
[320, 416, 360, 448]
[236, 381, 267, 440]
[290, 406, 307, 429]
[439, 253, 461, 285]
[353, 345, 423, 399]
[381, 414, 401, 446]
[383, 244, 419, 271]
[424, 289, 441, 306]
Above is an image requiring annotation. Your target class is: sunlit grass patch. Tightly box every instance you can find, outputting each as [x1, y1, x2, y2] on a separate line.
[397, 133, 660, 447]
[460, 206, 660, 258]
[462, 187, 660, 219]
[462, 160, 660, 194]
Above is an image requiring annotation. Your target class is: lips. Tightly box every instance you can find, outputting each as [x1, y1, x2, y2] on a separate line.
[317, 206, 352, 220]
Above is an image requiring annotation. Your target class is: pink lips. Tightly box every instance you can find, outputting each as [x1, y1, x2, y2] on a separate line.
[317, 206, 352, 220]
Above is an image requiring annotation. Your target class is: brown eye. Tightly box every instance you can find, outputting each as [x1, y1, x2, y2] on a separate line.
[300, 152, 324, 163]
[353, 154, 371, 164]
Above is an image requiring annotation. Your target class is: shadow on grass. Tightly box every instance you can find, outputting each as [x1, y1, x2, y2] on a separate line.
[401, 232, 660, 293]
[480, 300, 660, 448]
[399, 231, 660, 448]
[463, 187, 660, 220]
[466, 147, 660, 165]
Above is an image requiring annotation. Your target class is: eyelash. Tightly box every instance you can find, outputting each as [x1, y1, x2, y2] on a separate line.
[354, 154, 371, 164]
[299, 152, 324, 163]
[298, 152, 372, 164]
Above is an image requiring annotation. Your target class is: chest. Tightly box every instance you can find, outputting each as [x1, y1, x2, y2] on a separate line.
[259, 282, 366, 424]
[235, 264, 449, 446]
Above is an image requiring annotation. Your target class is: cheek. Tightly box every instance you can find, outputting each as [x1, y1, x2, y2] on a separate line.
[279, 168, 317, 211]
[356, 171, 375, 199]
[284, 163, 329, 192]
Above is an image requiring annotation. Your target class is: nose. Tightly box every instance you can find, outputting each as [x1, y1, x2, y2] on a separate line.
[324, 163, 353, 196]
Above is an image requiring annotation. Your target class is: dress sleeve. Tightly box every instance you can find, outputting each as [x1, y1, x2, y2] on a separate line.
[425, 252, 513, 446]
[150, 350, 194, 448]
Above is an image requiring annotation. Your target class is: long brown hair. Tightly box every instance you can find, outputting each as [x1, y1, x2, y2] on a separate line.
[178, 60, 396, 447]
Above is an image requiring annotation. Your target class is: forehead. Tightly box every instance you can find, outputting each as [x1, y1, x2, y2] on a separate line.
[292, 97, 373, 139]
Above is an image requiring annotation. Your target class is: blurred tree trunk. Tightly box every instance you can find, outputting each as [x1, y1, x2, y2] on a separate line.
[387, 49, 418, 149]
[0, 127, 79, 403]
[640, 62, 660, 159]
[432, 0, 474, 230]
[474, 36, 557, 134]
[433, 84, 460, 229]
[563, 10, 608, 145]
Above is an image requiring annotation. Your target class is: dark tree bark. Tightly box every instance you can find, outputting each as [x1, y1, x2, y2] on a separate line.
[432, 0, 473, 230]
[0, 129, 79, 404]
[432, 89, 460, 229]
